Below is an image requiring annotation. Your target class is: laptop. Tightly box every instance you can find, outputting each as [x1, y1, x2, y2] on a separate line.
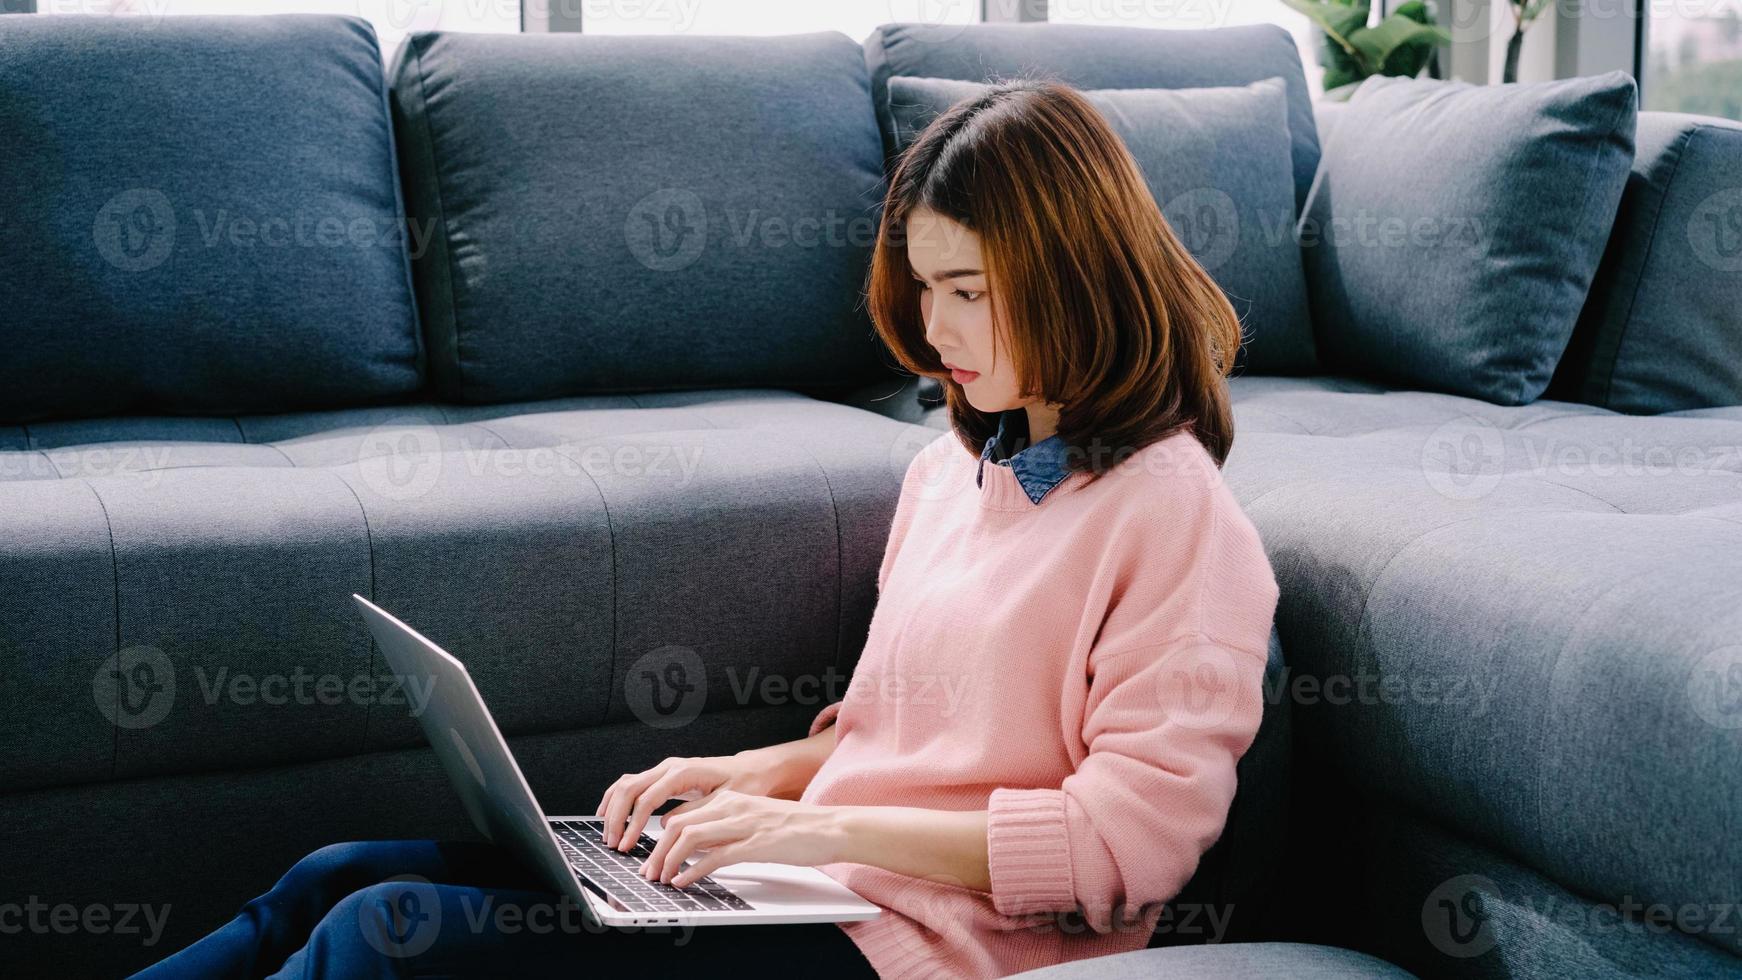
[352, 594, 881, 928]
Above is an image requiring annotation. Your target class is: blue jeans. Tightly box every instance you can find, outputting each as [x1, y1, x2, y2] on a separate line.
[131, 840, 879, 979]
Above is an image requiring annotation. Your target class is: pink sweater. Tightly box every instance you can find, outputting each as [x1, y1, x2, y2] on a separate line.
[799, 427, 1281, 978]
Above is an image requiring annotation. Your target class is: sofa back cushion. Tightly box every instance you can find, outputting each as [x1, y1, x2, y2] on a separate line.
[1547, 111, 1742, 413]
[863, 22, 1322, 221]
[0, 15, 423, 424]
[887, 75, 1315, 375]
[390, 31, 891, 404]
[1300, 71, 1638, 406]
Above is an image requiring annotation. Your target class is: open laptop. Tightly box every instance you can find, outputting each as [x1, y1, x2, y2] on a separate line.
[352, 594, 880, 928]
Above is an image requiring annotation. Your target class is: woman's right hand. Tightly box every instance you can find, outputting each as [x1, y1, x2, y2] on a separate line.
[595, 754, 776, 851]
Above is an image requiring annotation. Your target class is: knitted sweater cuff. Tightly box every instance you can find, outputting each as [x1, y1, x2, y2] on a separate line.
[986, 786, 1077, 916]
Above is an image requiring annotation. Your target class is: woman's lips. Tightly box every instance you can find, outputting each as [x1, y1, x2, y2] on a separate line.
[949, 367, 979, 384]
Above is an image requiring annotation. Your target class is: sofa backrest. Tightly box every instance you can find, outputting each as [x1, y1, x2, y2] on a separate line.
[1547, 110, 1742, 414]
[389, 30, 892, 405]
[0, 14, 423, 425]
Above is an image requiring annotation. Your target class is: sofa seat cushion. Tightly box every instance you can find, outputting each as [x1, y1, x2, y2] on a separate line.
[1008, 942, 1413, 978]
[1223, 375, 1742, 956]
[0, 391, 935, 794]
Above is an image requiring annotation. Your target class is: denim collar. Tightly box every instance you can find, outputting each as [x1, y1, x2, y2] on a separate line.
[976, 409, 1072, 505]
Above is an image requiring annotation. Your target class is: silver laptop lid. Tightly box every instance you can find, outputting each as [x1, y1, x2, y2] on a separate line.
[351, 594, 583, 904]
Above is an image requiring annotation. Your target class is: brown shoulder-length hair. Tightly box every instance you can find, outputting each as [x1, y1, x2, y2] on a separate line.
[866, 77, 1243, 473]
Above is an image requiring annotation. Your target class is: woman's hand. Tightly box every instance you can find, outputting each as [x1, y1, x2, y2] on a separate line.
[639, 791, 849, 888]
[595, 755, 778, 850]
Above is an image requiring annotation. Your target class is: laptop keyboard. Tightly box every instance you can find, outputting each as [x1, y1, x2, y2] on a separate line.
[552, 819, 753, 914]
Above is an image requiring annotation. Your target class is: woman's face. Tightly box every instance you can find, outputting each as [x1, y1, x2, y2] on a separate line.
[905, 207, 1025, 414]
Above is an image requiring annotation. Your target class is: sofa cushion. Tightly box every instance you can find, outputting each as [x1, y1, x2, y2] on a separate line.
[1224, 374, 1742, 956]
[1548, 111, 1742, 414]
[0, 15, 422, 424]
[885, 75, 1314, 375]
[0, 392, 932, 792]
[1300, 71, 1638, 405]
[389, 31, 890, 404]
[864, 22, 1322, 224]
[1009, 942, 1413, 979]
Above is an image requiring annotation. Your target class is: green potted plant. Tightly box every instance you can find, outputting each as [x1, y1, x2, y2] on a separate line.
[1281, 0, 1453, 99]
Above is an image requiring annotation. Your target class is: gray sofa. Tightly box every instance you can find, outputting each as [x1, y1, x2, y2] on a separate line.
[0, 14, 1736, 980]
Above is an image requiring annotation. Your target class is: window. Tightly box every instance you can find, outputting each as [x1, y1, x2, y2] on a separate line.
[32, 1, 521, 63]
[1047, 0, 1329, 94]
[1643, 0, 1742, 121]
[574, 0, 976, 41]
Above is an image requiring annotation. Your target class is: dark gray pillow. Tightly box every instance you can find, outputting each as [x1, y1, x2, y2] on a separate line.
[1300, 71, 1639, 405]
[1547, 112, 1742, 414]
[887, 75, 1315, 376]
[0, 15, 423, 424]
[390, 31, 891, 404]
[864, 22, 1322, 219]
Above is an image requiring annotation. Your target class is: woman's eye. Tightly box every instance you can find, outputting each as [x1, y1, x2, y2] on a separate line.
[953, 289, 982, 302]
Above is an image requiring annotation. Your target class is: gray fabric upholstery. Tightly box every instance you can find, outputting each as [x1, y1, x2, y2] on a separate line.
[389, 31, 891, 403]
[1301, 72, 1639, 405]
[1009, 942, 1415, 979]
[862, 22, 1322, 223]
[1548, 112, 1742, 414]
[884, 76, 1316, 375]
[0, 15, 422, 424]
[0, 705, 823, 977]
[1338, 802, 1742, 978]
[0, 391, 935, 792]
[1223, 375, 1742, 957]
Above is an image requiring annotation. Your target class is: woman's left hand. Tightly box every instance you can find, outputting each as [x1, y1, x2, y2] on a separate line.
[639, 790, 848, 888]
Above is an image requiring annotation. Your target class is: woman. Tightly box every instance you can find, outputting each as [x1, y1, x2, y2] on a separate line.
[136, 78, 1280, 979]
